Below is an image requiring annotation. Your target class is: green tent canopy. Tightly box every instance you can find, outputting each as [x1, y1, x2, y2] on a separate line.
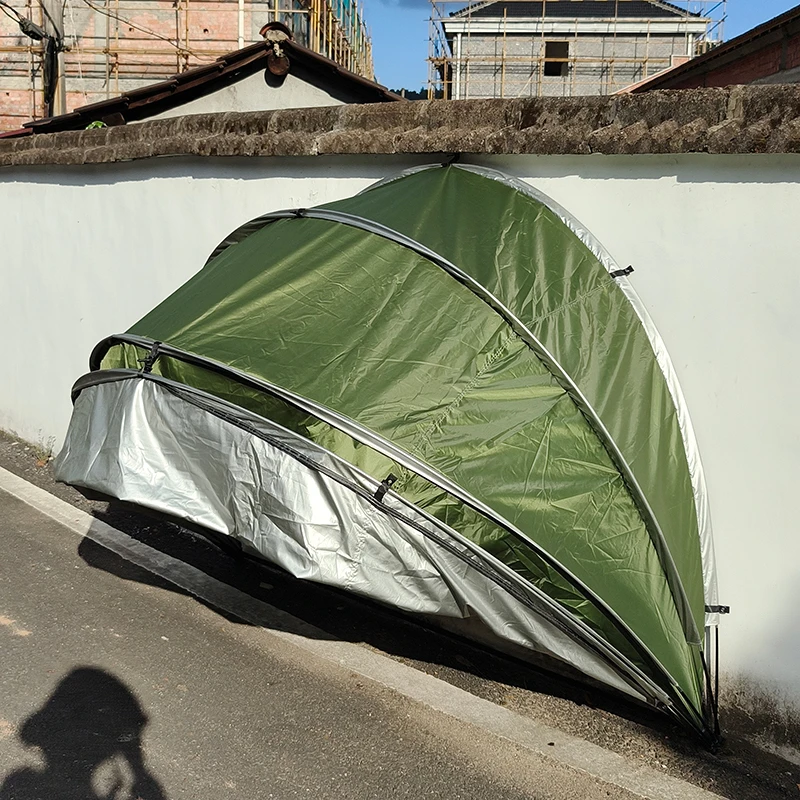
[55, 165, 721, 742]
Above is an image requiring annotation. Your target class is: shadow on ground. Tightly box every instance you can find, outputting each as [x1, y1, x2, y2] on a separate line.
[82, 505, 797, 800]
[0, 667, 167, 800]
[0, 432, 796, 800]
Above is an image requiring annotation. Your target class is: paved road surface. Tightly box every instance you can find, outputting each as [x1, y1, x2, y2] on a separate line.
[0, 487, 652, 800]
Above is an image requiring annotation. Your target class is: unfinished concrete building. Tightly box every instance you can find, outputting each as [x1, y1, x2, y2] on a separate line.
[431, 0, 725, 99]
[0, 0, 373, 130]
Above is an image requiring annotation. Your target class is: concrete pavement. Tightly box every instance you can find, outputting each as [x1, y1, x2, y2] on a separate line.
[0, 466, 765, 799]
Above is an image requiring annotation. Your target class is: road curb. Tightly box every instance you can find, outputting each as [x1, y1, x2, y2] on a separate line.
[0, 465, 727, 800]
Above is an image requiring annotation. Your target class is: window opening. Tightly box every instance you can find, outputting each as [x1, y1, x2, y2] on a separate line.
[544, 41, 569, 77]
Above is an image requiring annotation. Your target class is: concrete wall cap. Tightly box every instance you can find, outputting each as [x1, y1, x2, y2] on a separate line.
[2, 86, 800, 167]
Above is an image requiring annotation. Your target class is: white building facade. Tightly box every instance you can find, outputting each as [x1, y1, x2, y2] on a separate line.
[437, 0, 715, 98]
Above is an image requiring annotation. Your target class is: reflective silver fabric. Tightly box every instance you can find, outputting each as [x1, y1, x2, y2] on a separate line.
[55, 376, 652, 702]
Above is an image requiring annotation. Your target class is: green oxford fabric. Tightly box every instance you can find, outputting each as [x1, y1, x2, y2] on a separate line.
[326, 167, 705, 640]
[100, 166, 709, 729]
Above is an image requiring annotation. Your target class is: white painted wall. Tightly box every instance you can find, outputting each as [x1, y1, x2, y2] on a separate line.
[486, 154, 800, 719]
[145, 71, 353, 120]
[1, 151, 799, 729]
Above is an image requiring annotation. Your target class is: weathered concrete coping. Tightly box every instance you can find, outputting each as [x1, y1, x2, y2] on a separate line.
[2, 85, 800, 167]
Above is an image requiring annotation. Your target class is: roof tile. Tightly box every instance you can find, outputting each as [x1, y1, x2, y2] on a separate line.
[455, 0, 694, 20]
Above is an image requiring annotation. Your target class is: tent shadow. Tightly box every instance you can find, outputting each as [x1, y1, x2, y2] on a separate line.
[79, 507, 800, 799]
[0, 667, 167, 800]
[82, 506, 678, 730]
[77, 531, 252, 628]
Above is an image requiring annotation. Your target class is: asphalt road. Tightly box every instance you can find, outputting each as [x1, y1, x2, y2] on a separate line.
[0, 486, 654, 800]
[1, 434, 797, 800]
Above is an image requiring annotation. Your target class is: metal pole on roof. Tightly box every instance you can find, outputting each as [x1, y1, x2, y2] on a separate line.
[538, 0, 546, 97]
[609, 0, 619, 93]
[40, 0, 65, 114]
[500, 7, 506, 98]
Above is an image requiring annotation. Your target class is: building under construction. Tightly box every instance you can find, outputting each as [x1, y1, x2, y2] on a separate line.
[430, 0, 726, 99]
[0, 0, 373, 129]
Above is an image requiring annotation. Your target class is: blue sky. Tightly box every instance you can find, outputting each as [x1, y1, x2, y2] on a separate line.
[367, 0, 800, 90]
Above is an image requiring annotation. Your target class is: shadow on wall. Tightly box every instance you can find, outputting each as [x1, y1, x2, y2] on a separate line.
[722, 673, 800, 759]
[0, 154, 431, 188]
[0, 667, 167, 800]
[480, 153, 800, 185]
[8, 153, 800, 189]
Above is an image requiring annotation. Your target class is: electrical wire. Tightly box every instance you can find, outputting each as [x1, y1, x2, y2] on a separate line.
[2, 0, 61, 47]
[79, 0, 202, 57]
[64, 0, 90, 104]
[29, 0, 61, 40]
[0, 0, 23, 22]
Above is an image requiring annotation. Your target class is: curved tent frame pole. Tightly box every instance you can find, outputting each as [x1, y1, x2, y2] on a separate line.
[208, 206, 702, 651]
[360, 163, 721, 631]
[213, 164, 720, 633]
[88, 334, 714, 743]
[357, 163, 722, 733]
[71, 367, 682, 718]
[453, 164, 721, 624]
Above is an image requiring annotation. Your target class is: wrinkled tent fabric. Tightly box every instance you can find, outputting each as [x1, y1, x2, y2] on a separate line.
[54, 165, 719, 742]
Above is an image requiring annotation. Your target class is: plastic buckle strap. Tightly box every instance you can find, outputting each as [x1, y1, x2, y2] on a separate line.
[610, 265, 635, 279]
[137, 341, 162, 374]
[374, 473, 398, 503]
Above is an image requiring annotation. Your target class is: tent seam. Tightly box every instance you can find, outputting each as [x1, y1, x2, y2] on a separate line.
[529, 284, 608, 325]
[404, 335, 515, 465]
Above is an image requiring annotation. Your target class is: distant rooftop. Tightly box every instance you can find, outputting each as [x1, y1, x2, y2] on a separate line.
[0, 27, 400, 140]
[451, 0, 698, 20]
[627, 4, 800, 92]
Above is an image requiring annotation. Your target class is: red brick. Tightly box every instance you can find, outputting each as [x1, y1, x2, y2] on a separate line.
[0, 1, 258, 130]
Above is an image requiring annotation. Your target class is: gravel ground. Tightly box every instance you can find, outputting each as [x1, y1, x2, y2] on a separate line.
[2, 428, 797, 799]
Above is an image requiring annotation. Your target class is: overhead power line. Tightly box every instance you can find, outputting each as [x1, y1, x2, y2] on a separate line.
[0, 0, 22, 22]
[79, 0, 203, 57]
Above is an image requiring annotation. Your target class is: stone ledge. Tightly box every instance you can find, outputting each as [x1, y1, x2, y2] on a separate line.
[2, 86, 800, 167]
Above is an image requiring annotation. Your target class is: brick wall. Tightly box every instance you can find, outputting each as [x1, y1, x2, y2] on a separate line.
[456, 33, 690, 98]
[0, 0, 316, 131]
[669, 30, 800, 89]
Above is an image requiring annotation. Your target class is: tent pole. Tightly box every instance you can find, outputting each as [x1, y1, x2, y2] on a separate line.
[234, 206, 703, 651]
[87, 333, 714, 742]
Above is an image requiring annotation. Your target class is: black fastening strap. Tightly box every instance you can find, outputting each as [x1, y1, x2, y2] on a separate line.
[138, 341, 162, 374]
[705, 605, 730, 614]
[610, 266, 635, 279]
[375, 473, 398, 503]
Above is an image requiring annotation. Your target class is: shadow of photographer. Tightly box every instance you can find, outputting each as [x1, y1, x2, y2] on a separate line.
[1, 667, 167, 800]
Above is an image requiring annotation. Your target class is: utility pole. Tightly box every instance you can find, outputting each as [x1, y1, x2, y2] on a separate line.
[40, 0, 66, 116]
[2, 0, 66, 117]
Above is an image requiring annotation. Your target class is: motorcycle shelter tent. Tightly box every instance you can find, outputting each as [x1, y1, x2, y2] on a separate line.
[55, 165, 720, 742]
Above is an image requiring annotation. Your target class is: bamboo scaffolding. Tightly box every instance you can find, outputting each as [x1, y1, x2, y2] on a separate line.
[0, 0, 374, 126]
[428, 0, 727, 100]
